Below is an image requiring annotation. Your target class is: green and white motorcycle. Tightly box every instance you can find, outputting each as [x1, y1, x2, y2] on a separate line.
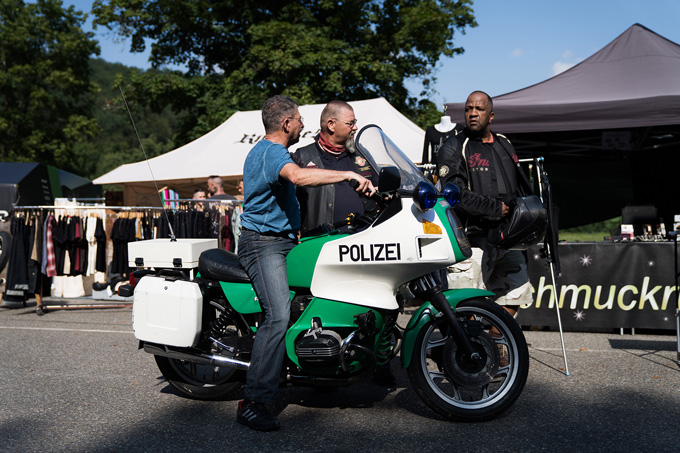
[124, 125, 529, 422]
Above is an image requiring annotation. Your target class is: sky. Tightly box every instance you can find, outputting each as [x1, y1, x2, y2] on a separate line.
[63, 0, 680, 110]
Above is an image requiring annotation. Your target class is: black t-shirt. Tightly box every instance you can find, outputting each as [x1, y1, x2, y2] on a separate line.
[422, 125, 460, 164]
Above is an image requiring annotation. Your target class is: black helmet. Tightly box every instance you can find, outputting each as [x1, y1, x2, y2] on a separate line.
[488, 195, 547, 250]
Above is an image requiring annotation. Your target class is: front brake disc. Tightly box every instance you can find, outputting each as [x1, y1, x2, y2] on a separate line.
[442, 331, 500, 387]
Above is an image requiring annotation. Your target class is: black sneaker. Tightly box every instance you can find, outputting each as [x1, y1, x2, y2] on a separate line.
[236, 400, 280, 432]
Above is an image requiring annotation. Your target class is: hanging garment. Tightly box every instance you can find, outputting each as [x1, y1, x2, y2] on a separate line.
[3, 214, 31, 302]
[94, 216, 107, 273]
[44, 214, 57, 278]
[86, 215, 98, 276]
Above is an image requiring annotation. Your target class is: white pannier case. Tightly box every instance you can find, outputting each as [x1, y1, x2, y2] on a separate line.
[132, 276, 203, 347]
[128, 238, 217, 347]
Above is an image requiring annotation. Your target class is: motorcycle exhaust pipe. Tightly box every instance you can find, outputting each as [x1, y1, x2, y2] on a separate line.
[143, 343, 250, 370]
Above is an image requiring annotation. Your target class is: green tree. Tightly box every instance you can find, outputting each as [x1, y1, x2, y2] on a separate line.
[80, 59, 180, 181]
[0, 0, 101, 171]
[92, 0, 476, 136]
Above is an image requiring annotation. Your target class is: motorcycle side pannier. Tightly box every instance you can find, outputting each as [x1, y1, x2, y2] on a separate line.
[132, 276, 203, 347]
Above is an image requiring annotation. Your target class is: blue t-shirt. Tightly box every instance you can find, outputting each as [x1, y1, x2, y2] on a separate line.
[240, 140, 301, 233]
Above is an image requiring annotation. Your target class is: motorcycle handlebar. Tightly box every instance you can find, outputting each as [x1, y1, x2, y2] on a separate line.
[349, 179, 385, 205]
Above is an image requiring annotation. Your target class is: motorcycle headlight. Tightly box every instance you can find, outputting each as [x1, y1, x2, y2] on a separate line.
[412, 181, 438, 212]
[442, 183, 461, 207]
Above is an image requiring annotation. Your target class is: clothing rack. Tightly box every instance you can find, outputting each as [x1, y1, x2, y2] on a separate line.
[13, 199, 242, 211]
[6, 202, 242, 315]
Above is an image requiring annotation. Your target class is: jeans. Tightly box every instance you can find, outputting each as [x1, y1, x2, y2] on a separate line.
[237, 229, 296, 404]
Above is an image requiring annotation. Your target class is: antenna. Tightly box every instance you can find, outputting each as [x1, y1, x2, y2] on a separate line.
[119, 86, 177, 241]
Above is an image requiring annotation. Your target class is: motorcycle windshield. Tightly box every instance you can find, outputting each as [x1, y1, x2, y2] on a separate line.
[354, 125, 427, 193]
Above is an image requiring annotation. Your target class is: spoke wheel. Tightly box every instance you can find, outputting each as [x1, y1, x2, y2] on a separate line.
[407, 298, 528, 422]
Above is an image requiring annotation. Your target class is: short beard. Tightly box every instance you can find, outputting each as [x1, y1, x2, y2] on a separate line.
[345, 134, 356, 153]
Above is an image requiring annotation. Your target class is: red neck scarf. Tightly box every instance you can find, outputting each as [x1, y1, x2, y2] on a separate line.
[318, 133, 345, 156]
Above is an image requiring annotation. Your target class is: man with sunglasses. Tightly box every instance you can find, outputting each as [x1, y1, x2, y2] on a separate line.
[237, 95, 376, 432]
[292, 100, 377, 237]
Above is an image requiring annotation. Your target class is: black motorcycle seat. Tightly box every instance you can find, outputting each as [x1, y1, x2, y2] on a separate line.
[198, 248, 250, 283]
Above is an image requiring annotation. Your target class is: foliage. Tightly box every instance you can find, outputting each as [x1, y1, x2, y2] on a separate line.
[559, 217, 621, 242]
[92, 0, 477, 136]
[0, 0, 100, 172]
[82, 59, 180, 180]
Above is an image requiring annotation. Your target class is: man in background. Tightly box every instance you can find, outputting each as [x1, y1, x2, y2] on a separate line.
[437, 91, 533, 318]
[207, 175, 237, 201]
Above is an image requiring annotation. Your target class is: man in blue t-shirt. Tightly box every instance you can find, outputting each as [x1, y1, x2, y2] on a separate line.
[236, 95, 376, 432]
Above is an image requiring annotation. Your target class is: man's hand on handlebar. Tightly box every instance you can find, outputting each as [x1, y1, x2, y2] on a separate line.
[348, 174, 377, 198]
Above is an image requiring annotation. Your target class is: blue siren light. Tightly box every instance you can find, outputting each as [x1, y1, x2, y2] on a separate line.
[442, 183, 461, 207]
[413, 181, 438, 211]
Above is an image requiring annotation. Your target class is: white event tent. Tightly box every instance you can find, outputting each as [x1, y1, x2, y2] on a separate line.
[93, 97, 425, 206]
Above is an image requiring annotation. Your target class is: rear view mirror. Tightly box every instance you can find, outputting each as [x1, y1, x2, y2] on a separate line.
[378, 166, 400, 192]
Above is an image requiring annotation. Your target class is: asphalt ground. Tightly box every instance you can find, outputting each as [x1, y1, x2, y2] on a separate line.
[1, 299, 679, 453]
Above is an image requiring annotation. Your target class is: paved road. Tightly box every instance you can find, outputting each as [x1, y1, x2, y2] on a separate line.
[1, 300, 679, 452]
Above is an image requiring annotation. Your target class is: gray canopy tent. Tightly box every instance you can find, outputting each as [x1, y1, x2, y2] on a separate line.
[444, 24, 680, 229]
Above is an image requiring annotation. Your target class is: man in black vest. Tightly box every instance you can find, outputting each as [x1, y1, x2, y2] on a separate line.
[437, 91, 533, 319]
[292, 100, 395, 385]
[292, 100, 377, 237]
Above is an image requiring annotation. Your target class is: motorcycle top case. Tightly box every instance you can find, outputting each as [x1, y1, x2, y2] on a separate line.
[132, 276, 203, 347]
[128, 238, 217, 269]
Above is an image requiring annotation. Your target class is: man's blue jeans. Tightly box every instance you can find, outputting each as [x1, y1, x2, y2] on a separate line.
[237, 229, 296, 404]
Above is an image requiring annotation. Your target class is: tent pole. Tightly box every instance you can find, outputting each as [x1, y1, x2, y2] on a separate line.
[673, 231, 680, 364]
[547, 254, 570, 376]
[532, 158, 570, 376]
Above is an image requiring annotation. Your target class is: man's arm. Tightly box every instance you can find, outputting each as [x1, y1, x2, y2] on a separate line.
[280, 163, 376, 196]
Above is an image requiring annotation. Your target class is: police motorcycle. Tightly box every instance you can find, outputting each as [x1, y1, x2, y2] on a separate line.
[122, 124, 529, 422]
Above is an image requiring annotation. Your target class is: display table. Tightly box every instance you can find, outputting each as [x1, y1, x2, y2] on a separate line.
[516, 242, 679, 331]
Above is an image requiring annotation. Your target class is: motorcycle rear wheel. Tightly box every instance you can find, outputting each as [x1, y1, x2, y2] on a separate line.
[407, 298, 528, 422]
[154, 301, 248, 400]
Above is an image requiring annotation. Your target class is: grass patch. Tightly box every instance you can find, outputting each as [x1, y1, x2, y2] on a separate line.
[559, 217, 620, 242]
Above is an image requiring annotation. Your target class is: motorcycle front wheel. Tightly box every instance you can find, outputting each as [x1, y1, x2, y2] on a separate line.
[154, 300, 249, 400]
[407, 298, 529, 422]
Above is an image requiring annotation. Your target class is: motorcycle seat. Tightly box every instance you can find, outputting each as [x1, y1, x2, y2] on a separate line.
[198, 248, 250, 283]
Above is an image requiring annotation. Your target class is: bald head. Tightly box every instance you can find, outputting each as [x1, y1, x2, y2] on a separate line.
[320, 100, 353, 133]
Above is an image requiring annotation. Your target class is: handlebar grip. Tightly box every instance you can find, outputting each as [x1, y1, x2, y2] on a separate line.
[349, 178, 383, 206]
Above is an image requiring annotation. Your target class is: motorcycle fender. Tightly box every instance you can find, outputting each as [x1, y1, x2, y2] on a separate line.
[400, 288, 494, 368]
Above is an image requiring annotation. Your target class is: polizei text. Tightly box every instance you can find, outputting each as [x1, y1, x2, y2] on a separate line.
[338, 243, 401, 262]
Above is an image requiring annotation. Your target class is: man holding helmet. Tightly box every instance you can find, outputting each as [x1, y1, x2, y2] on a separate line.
[436, 90, 534, 318]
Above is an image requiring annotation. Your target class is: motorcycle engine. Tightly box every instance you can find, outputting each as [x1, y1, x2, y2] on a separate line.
[295, 317, 343, 367]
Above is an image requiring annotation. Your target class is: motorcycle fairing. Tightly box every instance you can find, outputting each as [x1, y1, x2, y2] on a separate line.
[399, 288, 495, 368]
[309, 197, 466, 310]
[287, 233, 350, 288]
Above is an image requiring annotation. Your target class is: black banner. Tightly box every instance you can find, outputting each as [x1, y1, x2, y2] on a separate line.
[517, 242, 680, 331]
